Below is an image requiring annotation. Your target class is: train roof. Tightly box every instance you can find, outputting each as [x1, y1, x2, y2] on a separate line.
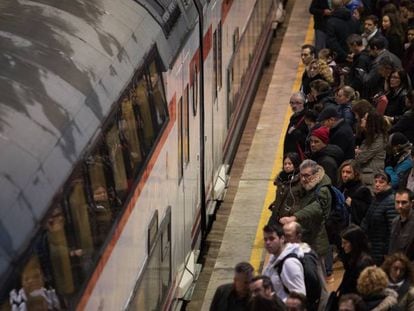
[0, 0, 197, 277]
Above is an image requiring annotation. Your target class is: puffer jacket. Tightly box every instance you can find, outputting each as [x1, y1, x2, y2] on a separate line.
[361, 188, 398, 266]
[268, 172, 304, 226]
[294, 166, 331, 257]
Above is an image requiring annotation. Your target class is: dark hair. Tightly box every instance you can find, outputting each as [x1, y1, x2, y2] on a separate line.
[362, 111, 389, 146]
[287, 292, 307, 309]
[382, 3, 398, 16]
[395, 188, 414, 200]
[309, 79, 331, 93]
[250, 275, 275, 292]
[339, 294, 367, 311]
[405, 90, 414, 109]
[382, 253, 414, 284]
[365, 14, 379, 25]
[347, 33, 364, 46]
[341, 225, 370, 265]
[284, 152, 301, 171]
[263, 224, 284, 237]
[382, 13, 404, 41]
[235, 262, 254, 281]
[369, 36, 387, 50]
[388, 69, 410, 91]
[301, 44, 316, 56]
[304, 109, 319, 123]
[378, 56, 397, 72]
[248, 295, 282, 311]
[338, 159, 362, 184]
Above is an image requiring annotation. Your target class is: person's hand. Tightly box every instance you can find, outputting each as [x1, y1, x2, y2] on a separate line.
[345, 197, 352, 206]
[323, 9, 332, 16]
[279, 216, 297, 225]
[355, 146, 361, 156]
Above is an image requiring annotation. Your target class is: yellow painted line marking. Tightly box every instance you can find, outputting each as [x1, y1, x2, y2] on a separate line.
[249, 16, 314, 272]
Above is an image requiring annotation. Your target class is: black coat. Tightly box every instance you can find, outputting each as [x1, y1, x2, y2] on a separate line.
[309, 0, 330, 31]
[385, 88, 408, 118]
[310, 144, 344, 186]
[284, 110, 309, 158]
[389, 109, 414, 144]
[326, 8, 360, 62]
[361, 188, 398, 266]
[340, 180, 372, 226]
[329, 119, 355, 160]
[210, 284, 249, 311]
[347, 49, 372, 97]
[339, 253, 374, 296]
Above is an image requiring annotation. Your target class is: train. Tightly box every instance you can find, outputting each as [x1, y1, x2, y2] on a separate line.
[0, 0, 284, 309]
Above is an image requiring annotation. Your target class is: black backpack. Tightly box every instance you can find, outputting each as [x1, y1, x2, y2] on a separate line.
[316, 185, 349, 245]
[275, 251, 322, 310]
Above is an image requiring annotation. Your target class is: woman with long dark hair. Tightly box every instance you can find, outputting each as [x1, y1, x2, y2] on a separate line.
[337, 225, 374, 297]
[268, 153, 303, 227]
[381, 12, 405, 58]
[352, 102, 389, 186]
[384, 69, 411, 118]
[389, 89, 414, 144]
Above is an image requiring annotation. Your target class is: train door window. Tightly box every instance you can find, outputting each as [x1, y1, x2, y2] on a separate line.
[213, 28, 218, 101]
[183, 86, 190, 165]
[86, 150, 117, 248]
[127, 208, 171, 311]
[177, 97, 183, 182]
[132, 77, 155, 152]
[217, 21, 222, 90]
[120, 98, 144, 176]
[191, 63, 198, 116]
[105, 121, 129, 202]
[148, 61, 168, 130]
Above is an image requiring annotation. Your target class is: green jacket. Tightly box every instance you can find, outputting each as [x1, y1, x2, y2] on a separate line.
[295, 166, 331, 257]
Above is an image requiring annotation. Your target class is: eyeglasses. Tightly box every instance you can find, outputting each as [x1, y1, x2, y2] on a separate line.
[290, 101, 303, 105]
[300, 173, 314, 179]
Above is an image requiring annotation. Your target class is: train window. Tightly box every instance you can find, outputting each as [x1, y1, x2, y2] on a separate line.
[217, 21, 222, 90]
[120, 98, 144, 175]
[148, 61, 168, 130]
[183, 85, 190, 165]
[7, 255, 62, 310]
[177, 97, 183, 182]
[105, 121, 129, 202]
[133, 77, 155, 152]
[86, 152, 118, 248]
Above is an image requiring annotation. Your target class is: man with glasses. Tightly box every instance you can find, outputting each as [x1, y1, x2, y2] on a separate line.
[389, 188, 414, 261]
[284, 92, 308, 159]
[280, 160, 332, 271]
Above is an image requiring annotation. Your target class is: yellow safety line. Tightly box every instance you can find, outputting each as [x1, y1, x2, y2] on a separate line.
[249, 16, 315, 272]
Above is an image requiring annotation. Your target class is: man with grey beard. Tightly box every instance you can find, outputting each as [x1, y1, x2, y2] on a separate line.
[280, 159, 331, 261]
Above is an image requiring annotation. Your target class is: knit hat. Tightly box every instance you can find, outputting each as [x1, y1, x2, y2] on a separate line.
[317, 106, 340, 122]
[311, 126, 330, 144]
[390, 132, 409, 146]
[374, 171, 391, 183]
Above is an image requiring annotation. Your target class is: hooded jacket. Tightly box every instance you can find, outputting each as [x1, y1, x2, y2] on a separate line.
[326, 8, 360, 62]
[262, 243, 306, 302]
[294, 166, 331, 256]
[310, 144, 344, 186]
[340, 179, 372, 226]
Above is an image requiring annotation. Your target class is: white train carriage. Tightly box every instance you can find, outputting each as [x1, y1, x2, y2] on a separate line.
[0, 0, 283, 310]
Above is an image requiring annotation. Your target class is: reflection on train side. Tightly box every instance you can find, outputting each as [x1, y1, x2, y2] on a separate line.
[0, 50, 169, 310]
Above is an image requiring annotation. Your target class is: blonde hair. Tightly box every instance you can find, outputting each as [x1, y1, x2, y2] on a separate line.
[340, 85, 359, 101]
[357, 266, 389, 296]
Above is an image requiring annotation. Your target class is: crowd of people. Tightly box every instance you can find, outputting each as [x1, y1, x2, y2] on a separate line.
[210, 0, 414, 310]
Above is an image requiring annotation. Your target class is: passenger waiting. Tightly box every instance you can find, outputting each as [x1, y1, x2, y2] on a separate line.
[381, 253, 414, 309]
[338, 160, 372, 226]
[268, 153, 302, 227]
